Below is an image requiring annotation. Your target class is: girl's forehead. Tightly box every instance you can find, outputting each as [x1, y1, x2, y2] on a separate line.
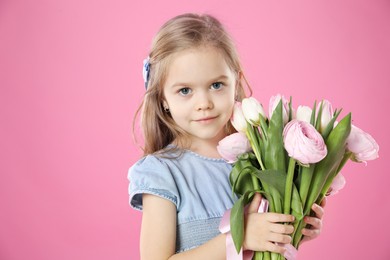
[170, 46, 223, 61]
[168, 46, 233, 73]
[164, 47, 235, 86]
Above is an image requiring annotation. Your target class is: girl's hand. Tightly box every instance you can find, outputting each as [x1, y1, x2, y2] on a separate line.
[243, 193, 295, 255]
[301, 197, 326, 243]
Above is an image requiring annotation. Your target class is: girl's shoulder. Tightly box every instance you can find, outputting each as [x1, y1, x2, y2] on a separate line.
[132, 145, 226, 166]
[128, 152, 181, 211]
[131, 153, 165, 169]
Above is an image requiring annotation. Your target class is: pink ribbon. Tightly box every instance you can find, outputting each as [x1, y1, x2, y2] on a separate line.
[219, 198, 298, 260]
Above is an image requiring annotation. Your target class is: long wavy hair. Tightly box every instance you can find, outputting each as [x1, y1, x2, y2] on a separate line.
[133, 13, 251, 156]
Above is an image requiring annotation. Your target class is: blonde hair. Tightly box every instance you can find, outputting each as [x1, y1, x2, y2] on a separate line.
[134, 13, 251, 156]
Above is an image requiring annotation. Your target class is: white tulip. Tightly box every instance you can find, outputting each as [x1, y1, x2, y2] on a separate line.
[242, 97, 266, 126]
[317, 100, 334, 132]
[296, 105, 312, 123]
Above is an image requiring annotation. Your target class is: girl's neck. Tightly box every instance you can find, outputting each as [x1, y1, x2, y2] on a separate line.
[189, 140, 221, 159]
[174, 132, 226, 159]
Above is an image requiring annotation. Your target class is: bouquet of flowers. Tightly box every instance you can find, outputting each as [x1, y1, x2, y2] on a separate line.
[217, 95, 379, 260]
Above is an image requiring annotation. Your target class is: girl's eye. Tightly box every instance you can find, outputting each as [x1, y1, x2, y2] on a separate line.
[179, 87, 192, 96]
[211, 82, 223, 90]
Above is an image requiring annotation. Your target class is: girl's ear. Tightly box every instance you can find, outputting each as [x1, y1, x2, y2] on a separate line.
[235, 71, 243, 100]
[162, 100, 169, 110]
[237, 71, 243, 80]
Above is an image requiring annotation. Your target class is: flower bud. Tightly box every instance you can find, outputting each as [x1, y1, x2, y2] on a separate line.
[231, 102, 247, 133]
[242, 97, 266, 126]
[296, 105, 312, 123]
[217, 132, 252, 163]
[327, 173, 346, 196]
[346, 125, 379, 164]
[269, 94, 291, 125]
[317, 100, 334, 132]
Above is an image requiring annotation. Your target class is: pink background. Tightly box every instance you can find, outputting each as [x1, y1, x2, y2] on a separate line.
[1, 0, 389, 259]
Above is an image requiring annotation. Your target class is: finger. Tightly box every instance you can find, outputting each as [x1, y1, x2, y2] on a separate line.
[266, 213, 295, 223]
[301, 227, 320, 239]
[248, 193, 262, 213]
[304, 216, 322, 229]
[311, 203, 324, 219]
[264, 241, 287, 255]
[320, 196, 327, 208]
[268, 232, 292, 244]
[269, 223, 294, 234]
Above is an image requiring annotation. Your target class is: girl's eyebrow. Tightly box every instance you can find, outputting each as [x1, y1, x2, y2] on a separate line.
[208, 75, 229, 83]
[170, 75, 230, 88]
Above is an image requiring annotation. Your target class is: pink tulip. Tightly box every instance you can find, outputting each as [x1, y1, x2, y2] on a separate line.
[269, 94, 291, 125]
[231, 102, 247, 133]
[283, 120, 327, 165]
[217, 132, 252, 163]
[346, 125, 379, 164]
[327, 173, 346, 196]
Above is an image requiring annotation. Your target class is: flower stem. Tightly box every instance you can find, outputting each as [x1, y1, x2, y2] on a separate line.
[246, 123, 265, 170]
[317, 152, 352, 204]
[293, 219, 305, 248]
[336, 151, 352, 174]
[284, 158, 296, 214]
[253, 251, 263, 260]
[298, 165, 315, 210]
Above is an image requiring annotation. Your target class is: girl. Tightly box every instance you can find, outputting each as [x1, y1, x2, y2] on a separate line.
[128, 13, 325, 259]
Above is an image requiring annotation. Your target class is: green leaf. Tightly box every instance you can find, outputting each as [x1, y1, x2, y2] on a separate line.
[304, 113, 352, 214]
[259, 114, 268, 141]
[315, 100, 324, 131]
[230, 165, 255, 196]
[288, 96, 293, 121]
[298, 165, 315, 210]
[230, 191, 253, 253]
[310, 100, 317, 126]
[321, 109, 342, 140]
[230, 153, 259, 195]
[264, 101, 286, 172]
[251, 168, 287, 197]
[291, 184, 304, 220]
[249, 166, 303, 218]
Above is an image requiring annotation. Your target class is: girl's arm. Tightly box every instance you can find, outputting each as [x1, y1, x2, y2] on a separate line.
[141, 194, 227, 260]
[141, 193, 295, 260]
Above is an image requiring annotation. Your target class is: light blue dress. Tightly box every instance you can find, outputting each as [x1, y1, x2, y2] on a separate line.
[128, 148, 235, 252]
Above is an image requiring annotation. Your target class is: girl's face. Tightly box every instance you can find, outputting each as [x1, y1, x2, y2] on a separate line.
[163, 46, 236, 152]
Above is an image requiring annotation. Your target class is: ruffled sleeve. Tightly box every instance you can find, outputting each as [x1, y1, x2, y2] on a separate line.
[128, 155, 179, 211]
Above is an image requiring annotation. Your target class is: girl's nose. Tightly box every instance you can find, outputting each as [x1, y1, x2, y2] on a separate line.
[195, 92, 213, 111]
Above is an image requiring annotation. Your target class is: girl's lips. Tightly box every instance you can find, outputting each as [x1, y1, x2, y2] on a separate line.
[194, 116, 218, 123]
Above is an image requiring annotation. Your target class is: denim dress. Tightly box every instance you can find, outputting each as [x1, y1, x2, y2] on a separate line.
[128, 149, 235, 252]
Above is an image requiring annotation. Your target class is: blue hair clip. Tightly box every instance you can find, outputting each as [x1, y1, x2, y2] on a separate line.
[143, 57, 150, 89]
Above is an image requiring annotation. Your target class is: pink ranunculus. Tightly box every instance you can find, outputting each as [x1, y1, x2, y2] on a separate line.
[346, 125, 379, 164]
[327, 173, 346, 196]
[269, 94, 291, 125]
[217, 132, 252, 163]
[283, 119, 327, 165]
